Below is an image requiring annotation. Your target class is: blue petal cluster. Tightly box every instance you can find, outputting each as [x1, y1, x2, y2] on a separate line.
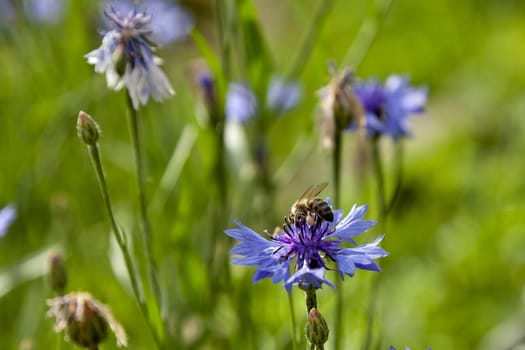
[0, 204, 16, 238]
[389, 346, 432, 350]
[225, 82, 258, 123]
[225, 205, 387, 292]
[85, 5, 175, 110]
[352, 75, 427, 140]
[266, 77, 302, 114]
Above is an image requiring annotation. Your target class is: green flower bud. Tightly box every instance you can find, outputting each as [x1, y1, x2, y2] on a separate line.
[47, 252, 67, 295]
[77, 111, 101, 146]
[305, 308, 329, 348]
[47, 292, 128, 348]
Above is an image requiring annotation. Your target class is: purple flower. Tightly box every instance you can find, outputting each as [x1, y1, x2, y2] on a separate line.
[107, 0, 193, 46]
[225, 204, 387, 292]
[352, 75, 427, 140]
[225, 82, 258, 123]
[389, 347, 432, 350]
[85, 5, 174, 110]
[266, 77, 302, 114]
[0, 204, 16, 238]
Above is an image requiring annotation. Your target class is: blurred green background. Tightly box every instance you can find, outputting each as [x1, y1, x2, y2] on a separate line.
[1, 0, 525, 349]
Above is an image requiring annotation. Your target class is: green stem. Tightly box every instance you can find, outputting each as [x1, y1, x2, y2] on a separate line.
[125, 92, 162, 308]
[87, 144, 162, 348]
[387, 140, 404, 215]
[216, 0, 231, 81]
[362, 137, 387, 350]
[332, 128, 343, 350]
[371, 137, 386, 223]
[341, 0, 394, 70]
[286, 0, 334, 80]
[288, 292, 299, 350]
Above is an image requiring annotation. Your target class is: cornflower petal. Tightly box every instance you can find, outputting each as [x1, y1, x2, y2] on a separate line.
[225, 82, 258, 123]
[266, 76, 302, 114]
[85, 5, 174, 109]
[333, 204, 377, 243]
[352, 74, 427, 140]
[225, 204, 387, 292]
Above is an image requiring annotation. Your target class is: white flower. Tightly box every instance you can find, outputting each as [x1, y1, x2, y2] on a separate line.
[85, 6, 174, 109]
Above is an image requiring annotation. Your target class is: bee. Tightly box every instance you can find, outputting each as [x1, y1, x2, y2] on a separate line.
[289, 182, 334, 227]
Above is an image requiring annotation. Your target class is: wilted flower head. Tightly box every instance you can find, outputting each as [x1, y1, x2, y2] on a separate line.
[225, 82, 258, 123]
[47, 292, 127, 348]
[317, 67, 365, 150]
[352, 75, 427, 140]
[85, 5, 174, 110]
[108, 0, 193, 46]
[0, 204, 16, 238]
[266, 76, 302, 114]
[225, 204, 387, 292]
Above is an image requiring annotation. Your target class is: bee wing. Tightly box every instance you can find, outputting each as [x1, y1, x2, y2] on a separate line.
[297, 182, 328, 200]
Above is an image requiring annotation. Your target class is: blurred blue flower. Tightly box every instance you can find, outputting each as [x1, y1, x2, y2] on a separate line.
[352, 75, 427, 140]
[23, 0, 66, 24]
[389, 347, 432, 350]
[266, 77, 302, 114]
[0, 204, 16, 238]
[108, 0, 193, 46]
[85, 5, 174, 110]
[225, 204, 387, 292]
[225, 82, 258, 123]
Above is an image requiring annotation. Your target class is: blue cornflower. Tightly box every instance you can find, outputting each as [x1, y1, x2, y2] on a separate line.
[225, 82, 258, 123]
[85, 5, 174, 110]
[352, 75, 427, 140]
[266, 76, 302, 114]
[225, 204, 388, 292]
[107, 0, 193, 46]
[23, 0, 66, 24]
[389, 347, 432, 350]
[0, 204, 16, 238]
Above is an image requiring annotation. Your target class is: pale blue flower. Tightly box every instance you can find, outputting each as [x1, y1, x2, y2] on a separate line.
[0, 205, 16, 238]
[85, 5, 174, 110]
[23, 0, 66, 24]
[225, 204, 387, 292]
[266, 77, 302, 114]
[225, 82, 258, 123]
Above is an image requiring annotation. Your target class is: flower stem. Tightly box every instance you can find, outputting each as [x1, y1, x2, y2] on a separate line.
[371, 137, 387, 223]
[362, 137, 387, 350]
[286, 0, 334, 79]
[125, 92, 162, 309]
[332, 128, 343, 350]
[86, 143, 162, 348]
[288, 292, 299, 350]
[387, 140, 404, 215]
[341, 0, 394, 70]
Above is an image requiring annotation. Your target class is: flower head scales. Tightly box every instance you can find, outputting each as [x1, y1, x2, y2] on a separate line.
[85, 5, 174, 110]
[352, 74, 427, 140]
[225, 204, 387, 292]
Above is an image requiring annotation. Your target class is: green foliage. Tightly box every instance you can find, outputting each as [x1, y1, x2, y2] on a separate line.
[2, 0, 525, 349]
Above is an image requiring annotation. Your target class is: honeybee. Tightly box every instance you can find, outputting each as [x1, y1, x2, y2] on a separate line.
[289, 182, 334, 227]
